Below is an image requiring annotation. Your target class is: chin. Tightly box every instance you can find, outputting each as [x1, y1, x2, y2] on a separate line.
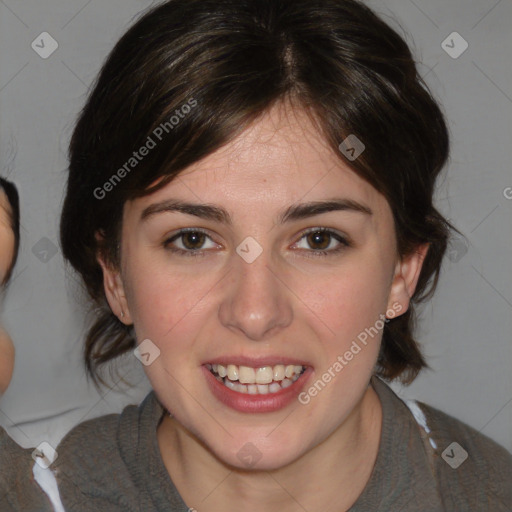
[208, 430, 309, 472]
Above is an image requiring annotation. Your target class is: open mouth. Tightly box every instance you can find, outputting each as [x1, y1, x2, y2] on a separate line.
[206, 363, 307, 395]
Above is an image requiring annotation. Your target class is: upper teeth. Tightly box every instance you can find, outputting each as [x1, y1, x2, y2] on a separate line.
[208, 364, 304, 384]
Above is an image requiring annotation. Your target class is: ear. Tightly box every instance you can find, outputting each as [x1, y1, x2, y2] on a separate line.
[96, 250, 133, 325]
[387, 243, 429, 316]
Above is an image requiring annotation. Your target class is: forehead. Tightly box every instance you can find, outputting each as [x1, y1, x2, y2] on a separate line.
[129, 104, 389, 218]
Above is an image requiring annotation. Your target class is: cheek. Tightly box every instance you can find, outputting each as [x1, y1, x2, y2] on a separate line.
[296, 255, 392, 351]
[123, 258, 217, 346]
[0, 329, 14, 394]
[293, 259, 391, 420]
[0, 228, 15, 278]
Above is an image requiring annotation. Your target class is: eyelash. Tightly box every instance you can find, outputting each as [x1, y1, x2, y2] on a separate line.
[293, 227, 350, 258]
[163, 227, 350, 258]
[163, 228, 213, 258]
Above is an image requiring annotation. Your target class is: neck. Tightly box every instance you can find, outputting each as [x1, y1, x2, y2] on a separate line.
[157, 383, 382, 512]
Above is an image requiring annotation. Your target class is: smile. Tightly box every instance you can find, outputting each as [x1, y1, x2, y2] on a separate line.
[206, 363, 306, 395]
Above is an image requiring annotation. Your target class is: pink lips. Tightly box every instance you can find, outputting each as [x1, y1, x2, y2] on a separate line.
[203, 364, 313, 413]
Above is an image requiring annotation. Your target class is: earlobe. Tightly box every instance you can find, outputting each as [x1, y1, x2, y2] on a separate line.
[387, 244, 429, 315]
[97, 254, 133, 325]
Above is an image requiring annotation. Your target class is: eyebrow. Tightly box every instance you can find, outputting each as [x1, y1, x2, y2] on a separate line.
[140, 198, 373, 224]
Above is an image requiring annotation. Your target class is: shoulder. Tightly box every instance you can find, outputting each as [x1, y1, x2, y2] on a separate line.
[416, 399, 512, 471]
[54, 408, 126, 472]
[55, 407, 125, 453]
[53, 394, 150, 472]
[52, 392, 160, 510]
[52, 407, 129, 499]
[0, 427, 54, 511]
[412, 399, 512, 510]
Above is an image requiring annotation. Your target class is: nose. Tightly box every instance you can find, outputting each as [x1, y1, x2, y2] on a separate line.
[218, 250, 293, 341]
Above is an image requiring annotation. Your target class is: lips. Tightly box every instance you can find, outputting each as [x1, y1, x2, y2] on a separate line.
[202, 360, 313, 413]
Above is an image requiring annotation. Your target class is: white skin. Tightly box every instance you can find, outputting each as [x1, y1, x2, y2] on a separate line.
[0, 189, 15, 395]
[100, 103, 428, 512]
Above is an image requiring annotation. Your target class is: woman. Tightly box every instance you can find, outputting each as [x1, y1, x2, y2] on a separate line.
[54, 0, 512, 510]
[0, 177, 59, 511]
[0, 177, 18, 396]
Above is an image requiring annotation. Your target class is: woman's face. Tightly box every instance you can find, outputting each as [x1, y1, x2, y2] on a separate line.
[102, 104, 425, 470]
[0, 189, 16, 395]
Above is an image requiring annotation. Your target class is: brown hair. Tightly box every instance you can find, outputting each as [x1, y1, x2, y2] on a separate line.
[60, 0, 453, 386]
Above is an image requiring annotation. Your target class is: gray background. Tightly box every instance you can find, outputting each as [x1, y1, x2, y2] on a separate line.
[0, 0, 511, 456]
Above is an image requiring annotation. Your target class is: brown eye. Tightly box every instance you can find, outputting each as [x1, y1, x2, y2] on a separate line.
[181, 231, 206, 250]
[306, 231, 331, 250]
[292, 228, 350, 256]
[164, 228, 219, 257]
